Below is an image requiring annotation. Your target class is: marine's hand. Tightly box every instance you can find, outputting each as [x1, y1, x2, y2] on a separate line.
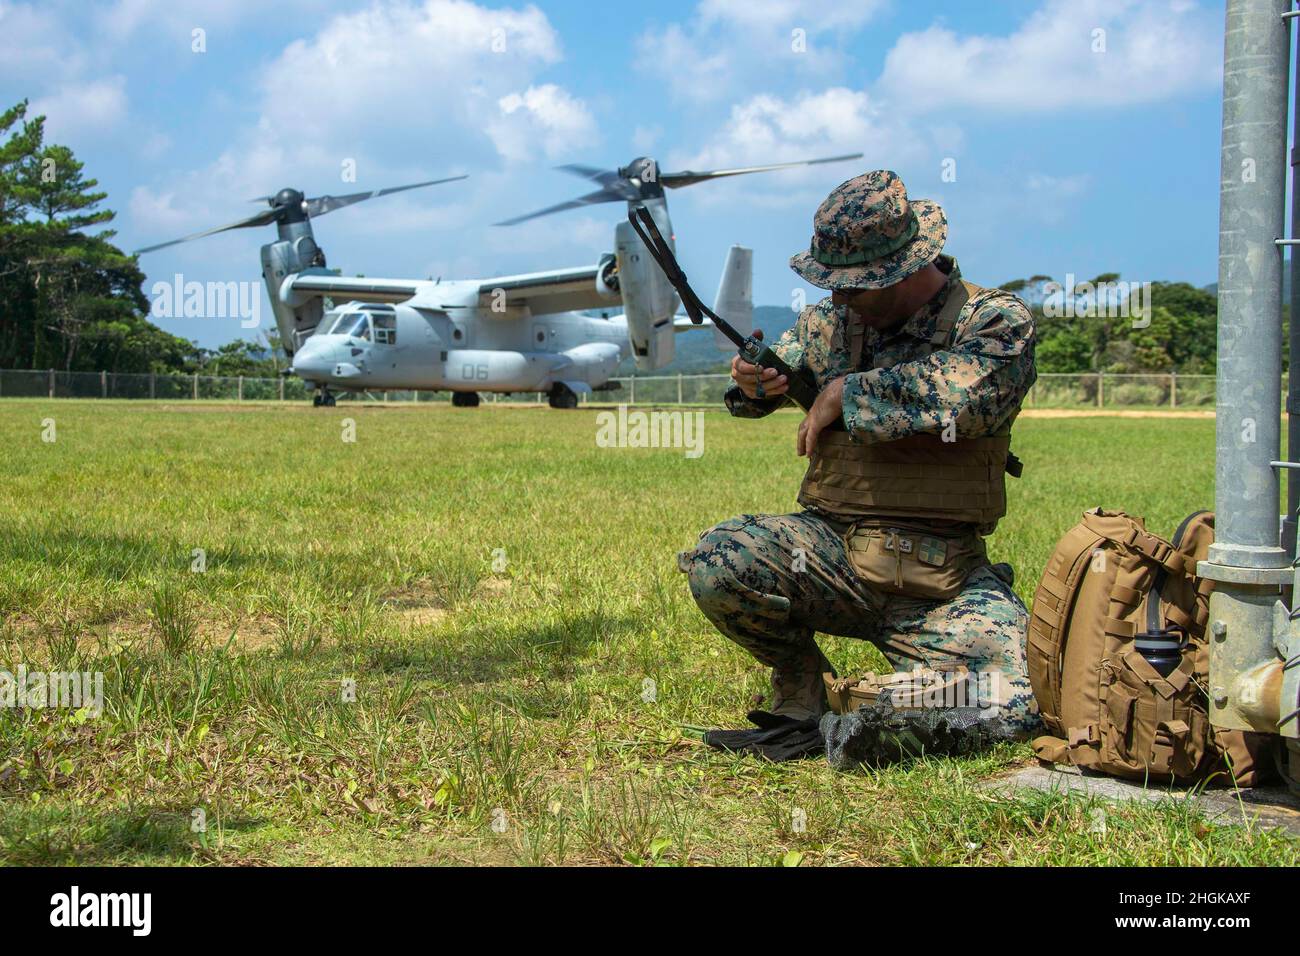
[730, 330, 789, 400]
[797, 376, 846, 457]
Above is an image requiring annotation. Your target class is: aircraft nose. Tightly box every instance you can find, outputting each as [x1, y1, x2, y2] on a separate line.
[291, 338, 337, 379]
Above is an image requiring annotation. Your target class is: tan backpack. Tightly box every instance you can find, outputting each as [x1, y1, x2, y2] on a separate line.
[1027, 508, 1274, 786]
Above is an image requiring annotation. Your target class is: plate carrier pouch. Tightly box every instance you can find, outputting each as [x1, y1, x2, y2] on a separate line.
[1027, 508, 1274, 786]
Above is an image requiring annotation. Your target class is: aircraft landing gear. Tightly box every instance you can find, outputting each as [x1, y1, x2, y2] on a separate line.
[313, 389, 336, 407]
[452, 391, 480, 408]
[548, 383, 579, 410]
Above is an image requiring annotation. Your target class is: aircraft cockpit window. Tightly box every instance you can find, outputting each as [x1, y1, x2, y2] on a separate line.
[330, 313, 371, 340]
[373, 313, 396, 345]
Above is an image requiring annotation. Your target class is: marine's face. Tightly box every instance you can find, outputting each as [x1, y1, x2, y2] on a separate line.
[831, 280, 911, 330]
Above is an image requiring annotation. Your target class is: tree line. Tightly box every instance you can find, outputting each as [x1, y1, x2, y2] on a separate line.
[1000, 274, 1224, 375]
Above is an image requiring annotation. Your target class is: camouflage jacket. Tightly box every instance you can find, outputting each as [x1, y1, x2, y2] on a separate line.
[724, 256, 1037, 441]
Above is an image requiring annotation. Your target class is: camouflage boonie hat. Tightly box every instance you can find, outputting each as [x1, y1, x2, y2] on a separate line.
[789, 170, 947, 291]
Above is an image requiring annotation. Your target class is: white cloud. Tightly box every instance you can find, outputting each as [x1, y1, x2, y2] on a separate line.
[632, 124, 662, 152]
[29, 76, 128, 139]
[1022, 172, 1093, 224]
[489, 84, 597, 163]
[664, 88, 915, 208]
[130, 2, 592, 231]
[637, 0, 887, 102]
[877, 0, 1221, 111]
[0, 1, 79, 77]
[125, 0, 609, 290]
[249, 1, 577, 164]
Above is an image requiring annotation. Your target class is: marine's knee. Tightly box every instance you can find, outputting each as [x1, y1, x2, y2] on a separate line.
[680, 517, 751, 606]
[680, 514, 793, 613]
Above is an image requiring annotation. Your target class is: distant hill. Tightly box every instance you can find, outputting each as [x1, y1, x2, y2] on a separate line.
[614, 305, 800, 376]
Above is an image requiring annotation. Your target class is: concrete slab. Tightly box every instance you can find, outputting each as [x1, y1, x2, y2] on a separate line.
[981, 764, 1300, 836]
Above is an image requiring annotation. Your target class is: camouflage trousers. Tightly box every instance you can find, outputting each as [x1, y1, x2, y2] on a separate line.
[679, 511, 1042, 734]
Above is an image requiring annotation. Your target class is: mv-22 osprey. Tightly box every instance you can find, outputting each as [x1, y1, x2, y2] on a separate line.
[136, 153, 860, 407]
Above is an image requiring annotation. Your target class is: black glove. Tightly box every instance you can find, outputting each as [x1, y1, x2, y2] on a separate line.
[703, 714, 824, 762]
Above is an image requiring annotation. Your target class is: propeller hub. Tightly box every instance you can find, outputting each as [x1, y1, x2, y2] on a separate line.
[273, 187, 305, 208]
[273, 187, 311, 225]
[619, 156, 659, 186]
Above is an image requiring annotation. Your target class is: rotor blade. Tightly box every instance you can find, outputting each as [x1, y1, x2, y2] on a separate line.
[493, 186, 631, 227]
[555, 163, 625, 188]
[134, 208, 279, 255]
[659, 153, 864, 189]
[307, 175, 468, 218]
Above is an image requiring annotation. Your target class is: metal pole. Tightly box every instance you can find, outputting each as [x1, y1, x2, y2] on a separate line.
[1170, 371, 1178, 409]
[1287, 0, 1300, 560]
[1200, 0, 1293, 735]
[48, 368, 54, 399]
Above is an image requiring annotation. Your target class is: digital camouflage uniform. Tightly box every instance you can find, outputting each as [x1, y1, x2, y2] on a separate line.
[680, 170, 1042, 737]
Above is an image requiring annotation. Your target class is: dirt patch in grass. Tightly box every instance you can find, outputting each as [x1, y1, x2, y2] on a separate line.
[474, 576, 512, 600]
[382, 579, 451, 628]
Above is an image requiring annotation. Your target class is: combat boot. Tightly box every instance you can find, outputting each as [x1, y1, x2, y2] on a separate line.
[751, 646, 834, 725]
[819, 667, 1020, 770]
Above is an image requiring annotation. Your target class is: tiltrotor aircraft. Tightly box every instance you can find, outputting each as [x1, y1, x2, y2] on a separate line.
[135, 152, 861, 407]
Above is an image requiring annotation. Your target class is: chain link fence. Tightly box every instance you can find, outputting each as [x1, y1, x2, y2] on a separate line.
[0, 368, 1225, 409]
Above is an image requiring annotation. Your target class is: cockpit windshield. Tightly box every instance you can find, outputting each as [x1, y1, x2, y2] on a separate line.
[330, 313, 371, 340]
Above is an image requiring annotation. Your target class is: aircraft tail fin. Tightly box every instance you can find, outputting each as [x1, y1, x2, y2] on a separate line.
[711, 245, 752, 351]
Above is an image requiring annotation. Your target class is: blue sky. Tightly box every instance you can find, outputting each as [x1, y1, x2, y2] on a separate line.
[1, 0, 1225, 348]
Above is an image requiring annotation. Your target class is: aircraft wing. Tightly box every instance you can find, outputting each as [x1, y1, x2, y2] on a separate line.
[673, 316, 713, 333]
[472, 264, 618, 316]
[284, 273, 425, 304]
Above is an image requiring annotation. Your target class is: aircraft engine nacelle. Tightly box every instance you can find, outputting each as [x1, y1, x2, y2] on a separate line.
[596, 253, 620, 298]
[261, 235, 325, 357]
[615, 218, 678, 371]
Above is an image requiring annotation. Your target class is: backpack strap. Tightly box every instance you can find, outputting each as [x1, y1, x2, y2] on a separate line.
[1081, 512, 1185, 575]
[928, 280, 977, 351]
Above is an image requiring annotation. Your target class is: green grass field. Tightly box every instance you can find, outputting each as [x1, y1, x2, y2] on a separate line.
[0, 399, 1294, 866]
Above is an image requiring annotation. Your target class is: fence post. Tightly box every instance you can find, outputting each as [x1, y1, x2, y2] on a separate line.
[1170, 371, 1177, 409]
[48, 368, 54, 399]
[193, 372, 198, 400]
[677, 374, 683, 405]
[149, 371, 156, 399]
[630, 377, 636, 405]
[1096, 372, 1104, 409]
[100, 370, 107, 398]
[237, 375, 243, 402]
[279, 377, 285, 401]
